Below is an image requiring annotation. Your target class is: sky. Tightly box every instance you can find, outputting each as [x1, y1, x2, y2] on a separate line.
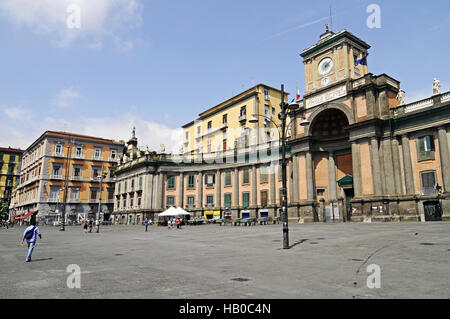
[0, 0, 449, 152]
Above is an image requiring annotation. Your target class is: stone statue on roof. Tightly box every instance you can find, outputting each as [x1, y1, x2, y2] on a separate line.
[396, 90, 406, 106]
[433, 78, 441, 95]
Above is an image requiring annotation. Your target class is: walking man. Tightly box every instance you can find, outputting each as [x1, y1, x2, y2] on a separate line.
[144, 218, 149, 232]
[20, 220, 42, 262]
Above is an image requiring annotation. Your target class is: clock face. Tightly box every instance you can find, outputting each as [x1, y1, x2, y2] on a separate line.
[318, 57, 333, 75]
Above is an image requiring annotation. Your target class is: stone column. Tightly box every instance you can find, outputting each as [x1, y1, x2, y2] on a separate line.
[198, 171, 203, 209]
[381, 138, 396, 195]
[401, 135, 415, 194]
[306, 151, 315, 201]
[216, 170, 221, 208]
[177, 172, 184, 208]
[370, 137, 383, 196]
[270, 163, 276, 205]
[391, 138, 403, 195]
[234, 168, 239, 207]
[328, 152, 337, 201]
[292, 155, 299, 203]
[437, 127, 450, 192]
[156, 173, 164, 210]
[351, 142, 362, 197]
[251, 166, 257, 206]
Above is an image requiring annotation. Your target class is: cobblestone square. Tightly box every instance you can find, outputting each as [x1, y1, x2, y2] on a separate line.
[1, 222, 449, 299]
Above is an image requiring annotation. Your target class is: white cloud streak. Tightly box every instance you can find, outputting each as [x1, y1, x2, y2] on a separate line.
[0, 0, 143, 50]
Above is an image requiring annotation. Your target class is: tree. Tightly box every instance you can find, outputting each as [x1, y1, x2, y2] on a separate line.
[0, 201, 8, 222]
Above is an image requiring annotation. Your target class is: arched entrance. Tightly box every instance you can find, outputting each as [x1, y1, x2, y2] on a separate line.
[307, 107, 353, 222]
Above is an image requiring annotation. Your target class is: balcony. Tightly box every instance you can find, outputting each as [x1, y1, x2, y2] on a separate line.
[50, 175, 63, 180]
[238, 114, 247, 122]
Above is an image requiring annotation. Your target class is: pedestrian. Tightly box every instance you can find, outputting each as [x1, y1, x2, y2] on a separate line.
[83, 220, 88, 233]
[20, 220, 42, 262]
[144, 218, 149, 232]
[167, 218, 172, 229]
[88, 219, 93, 233]
[176, 218, 180, 229]
[95, 219, 99, 232]
[171, 218, 176, 229]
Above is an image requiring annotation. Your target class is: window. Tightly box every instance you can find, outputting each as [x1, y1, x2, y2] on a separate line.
[118, 183, 121, 193]
[223, 114, 228, 126]
[54, 144, 63, 156]
[185, 131, 189, 140]
[264, 88, 270, 100]
[207, 121, 212, 131]
[187, 196, 195, 208]
[260, 190, 268, 207]
[137, 195, 142, 207]
[92, 167, 101, 179]
[206, 195, 214, 207]
[8, 164, 14, 174]
[316, 188, 326, 197]
[70, 187, 80, 201]
[73, 166, 82, 180]
[416, 135, 435, 161]
[272, 107, 275, 114]
[124, 181, 128, 192]
[167, 176, 175, 189]
[167, 196, 175, 207]
[130, 198, 134, 208]
[52, 164, 62, 178]
[90, 188, 99, 202]
[265, 105, 270, 116]
[49, 186, 60, 201]
[224, 193, 232, 209]
[241, 169, 249, 184]
[131, 179, 135, 191]
[75, 146, 83, 158]
[108, 188, 114, 200]
[260, 167, 268, 183]
[93, 148, 102, 160]
[110, 149, 117, 161]
[242, 192, 250, 208]
[197, 126, 201, 136]
[240, 106, 246, 116]
[139, 176, 143, 189]
[206, 174, 215, 187]
[188, 175, 195, 188]
[420, 171, 436, 195]
[225, 171, 232, 187]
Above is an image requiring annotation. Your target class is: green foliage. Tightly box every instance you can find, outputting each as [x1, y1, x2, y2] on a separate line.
[0, 202, 8, 221]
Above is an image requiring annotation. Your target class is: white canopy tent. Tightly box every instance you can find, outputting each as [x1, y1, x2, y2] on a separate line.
[158, 206, 178, 217]
[175, 207, 190, 216]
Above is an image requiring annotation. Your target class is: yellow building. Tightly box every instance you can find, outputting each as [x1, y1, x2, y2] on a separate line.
[0, 147, 23, 210]
[11, 131, 124, 224]
[182, 84, 289, 155]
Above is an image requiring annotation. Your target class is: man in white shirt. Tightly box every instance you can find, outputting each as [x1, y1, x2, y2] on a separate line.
[20, 220, 42, 262]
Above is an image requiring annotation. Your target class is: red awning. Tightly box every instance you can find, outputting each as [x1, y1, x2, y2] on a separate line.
[15, 211, 37, 220]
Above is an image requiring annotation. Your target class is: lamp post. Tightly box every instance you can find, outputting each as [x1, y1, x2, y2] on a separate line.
[60, 139, 73, 231]
[249, 84, 309, 249]
[96, 166, 108, 233]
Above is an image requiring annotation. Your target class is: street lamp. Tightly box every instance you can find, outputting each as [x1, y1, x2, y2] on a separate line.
[60, 139, 74, 231]
[96, 166, 107, 233]
[249, 84, 309, 249]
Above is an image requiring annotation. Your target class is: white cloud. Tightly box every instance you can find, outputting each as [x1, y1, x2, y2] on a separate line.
[0, 0, 143, 50]
[0, 108, 183, 153]
[3, 106, 34, 121]
[51, 87, 80, 108]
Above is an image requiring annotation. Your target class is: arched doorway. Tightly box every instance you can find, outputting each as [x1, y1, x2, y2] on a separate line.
[307, 107, 353, 222]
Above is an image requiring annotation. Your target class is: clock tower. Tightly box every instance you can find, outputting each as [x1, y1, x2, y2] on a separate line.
[301, 27, 371, 95]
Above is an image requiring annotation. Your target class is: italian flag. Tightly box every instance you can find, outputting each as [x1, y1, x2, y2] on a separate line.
[296, 87, 301, 100]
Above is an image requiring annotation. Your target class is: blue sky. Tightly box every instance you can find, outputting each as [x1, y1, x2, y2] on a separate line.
[0, 0, 449, 151]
